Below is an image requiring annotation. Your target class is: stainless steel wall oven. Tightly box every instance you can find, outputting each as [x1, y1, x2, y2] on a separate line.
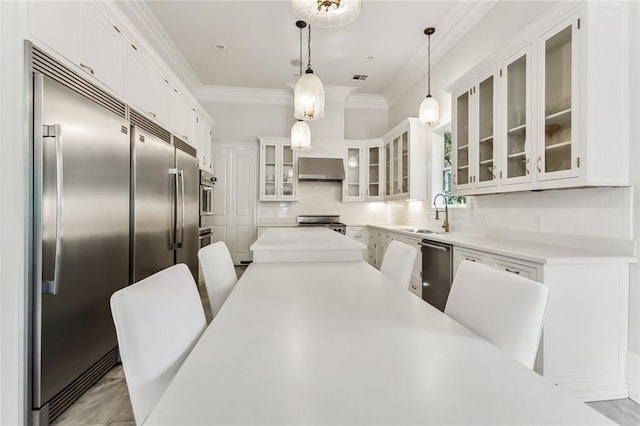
[200, 170, 215, 217]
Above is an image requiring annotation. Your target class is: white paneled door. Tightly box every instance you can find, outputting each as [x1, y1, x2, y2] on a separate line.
[211, 144, 257, 265]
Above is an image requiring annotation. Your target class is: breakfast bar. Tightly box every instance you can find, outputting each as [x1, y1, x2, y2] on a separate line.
[250, 227, 367, 263]
[145, 261, 612, 425]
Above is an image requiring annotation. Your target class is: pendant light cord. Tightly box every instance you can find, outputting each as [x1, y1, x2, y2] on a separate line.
[427, 32, 431, 97]
[307, 25, 313, 72]
[299, 24, 303, 77]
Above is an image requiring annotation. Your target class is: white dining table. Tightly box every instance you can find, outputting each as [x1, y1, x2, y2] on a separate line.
[145, 261, 612, 425]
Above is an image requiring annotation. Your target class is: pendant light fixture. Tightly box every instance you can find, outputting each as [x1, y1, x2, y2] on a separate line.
[291, 0, 361, 28]
[419, 27, 440, 126]
[293, 22, 325, 121]
[291, 20, 312, 150]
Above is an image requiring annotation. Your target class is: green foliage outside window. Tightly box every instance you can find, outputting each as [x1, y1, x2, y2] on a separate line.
[442, 131, 465, 206]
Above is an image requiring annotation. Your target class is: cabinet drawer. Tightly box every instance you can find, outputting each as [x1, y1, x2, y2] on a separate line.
[453, 247, 487, 275]
[492, 259, 537, 281]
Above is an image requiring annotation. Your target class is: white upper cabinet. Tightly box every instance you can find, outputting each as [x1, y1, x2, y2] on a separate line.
[28, 1, 80, 63]
[537, 16, 579, 182]
[500, 46, 533, 186]
[170, 88, 197, 144]
[450, 2, 629, 195]
[383, 118, 428, 201]
[452, 71, 499, 189]
[28, 2, 125, 97]
[126, 42, 171, 127]
[78, 3, 124, 96]
[258, 138, 297, 202]
[366, 142, 385, 201]
[343, 144, 365, 202]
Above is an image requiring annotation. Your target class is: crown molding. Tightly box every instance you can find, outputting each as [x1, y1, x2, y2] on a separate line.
[113, 1, 202, 92]
[345, 93, 388, 110]
[383, 0, 498, 107]
[197, 85, 386, 109]
[197, 86, 294, 106]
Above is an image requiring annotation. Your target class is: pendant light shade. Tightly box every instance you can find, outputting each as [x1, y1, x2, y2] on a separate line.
[419, 96, 439, 126]
[294, 72, 325, 120]
[291, 120, 312, 150]
[292, 0, 361, 28]
[294, 23, 325, 121]
[419, 27, 440, 126]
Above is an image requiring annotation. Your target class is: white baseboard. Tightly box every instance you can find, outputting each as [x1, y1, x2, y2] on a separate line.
[627, 350, 640, 402]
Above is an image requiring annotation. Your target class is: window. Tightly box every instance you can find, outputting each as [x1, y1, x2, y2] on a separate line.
[442, 131, 465, 206]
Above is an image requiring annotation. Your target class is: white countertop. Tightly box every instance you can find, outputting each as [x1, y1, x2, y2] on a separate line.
[146, 261, 611, 425]
[250, 227, 366, 263]
[368, 225, 636, 264]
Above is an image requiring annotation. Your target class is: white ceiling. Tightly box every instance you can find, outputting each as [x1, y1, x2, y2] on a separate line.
[144, 1, 469, 96]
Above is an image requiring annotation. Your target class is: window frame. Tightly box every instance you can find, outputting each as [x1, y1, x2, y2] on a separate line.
[430, 117, 465, 208]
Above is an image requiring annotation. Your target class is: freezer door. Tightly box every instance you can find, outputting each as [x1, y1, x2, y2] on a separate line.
[175, 148, 199, 279]
[33, 74, 130, 407]
[131, 126, 175, 283]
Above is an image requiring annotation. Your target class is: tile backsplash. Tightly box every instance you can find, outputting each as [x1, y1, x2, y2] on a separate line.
[258, 183, 634, 253]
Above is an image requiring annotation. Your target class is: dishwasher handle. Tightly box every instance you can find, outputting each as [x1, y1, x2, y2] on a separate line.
[419, 241, 450, 252]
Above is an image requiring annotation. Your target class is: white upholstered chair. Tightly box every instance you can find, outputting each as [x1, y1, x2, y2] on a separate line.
[379, 240, 418, 289]
[444, 260, 550, 369]
[198, 241, 238, 318]
[110, 263, 207, 425]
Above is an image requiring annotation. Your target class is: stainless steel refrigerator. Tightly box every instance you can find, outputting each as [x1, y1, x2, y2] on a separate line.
[130, 115, 199, 283]
[31, 48, 130, 423]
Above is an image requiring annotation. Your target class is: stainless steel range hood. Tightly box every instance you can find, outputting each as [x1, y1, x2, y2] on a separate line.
[298, 157, 345, 181]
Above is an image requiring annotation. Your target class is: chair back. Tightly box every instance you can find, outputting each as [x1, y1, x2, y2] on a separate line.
[198, 241, 238, 317]
[445, 260, 549, 369]
[110, 264, 206, 425]
[380, 240, 418, 289]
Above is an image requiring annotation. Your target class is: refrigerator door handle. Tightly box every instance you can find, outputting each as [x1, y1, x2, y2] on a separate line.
[178, 169, 185, 248]
[42, 123, 64, 295]
[169, 168, 179, 249]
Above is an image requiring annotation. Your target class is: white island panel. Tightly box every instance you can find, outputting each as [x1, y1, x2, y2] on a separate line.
[250, 227, 367, 263]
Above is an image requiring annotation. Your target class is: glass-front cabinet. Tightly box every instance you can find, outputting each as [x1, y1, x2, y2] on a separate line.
[382, 118, 427, 201]
[258, 137, 297, 201]
[501, 46, 532, 185]
[366, 143, 384, 201]
[454, 90, 470, 188]
[452, 71, 498, 192]
[538, 17, 579, 181]
[343, 145, 364, 202]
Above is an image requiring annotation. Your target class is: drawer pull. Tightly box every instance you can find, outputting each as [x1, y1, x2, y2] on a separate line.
[79, 63, 94, 75]
[465, 257, 477, 262]
[505, 268, 520, 275]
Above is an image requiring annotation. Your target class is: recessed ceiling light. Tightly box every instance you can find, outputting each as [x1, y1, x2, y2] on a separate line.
[367, 55, 374, 60]
[216, 44, 226, 50]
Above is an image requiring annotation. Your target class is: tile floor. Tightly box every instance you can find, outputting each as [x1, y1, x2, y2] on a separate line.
[54, 266, 640, 425]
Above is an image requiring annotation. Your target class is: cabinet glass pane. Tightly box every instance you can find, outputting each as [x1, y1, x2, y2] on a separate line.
[369, 146, 380, 197]
[393, 137, 400, 194]
[457, 92, 469, 184]
[385, 144, 391, 196]
[401, 132, 409, 193]
[478, 77, 494, 183]
[544, 25, 572, 173]
[264, 145, 276, 195]
[281, 145, 294, 196]
[507, 54, 528, 179]
[347, 147, 361, 197]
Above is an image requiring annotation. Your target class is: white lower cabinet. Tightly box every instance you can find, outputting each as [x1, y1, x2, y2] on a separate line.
[452, 246, 628, 401]
[346, 227, 368, 261]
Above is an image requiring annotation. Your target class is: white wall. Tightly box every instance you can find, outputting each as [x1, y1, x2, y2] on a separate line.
[1, 1, 28, 424]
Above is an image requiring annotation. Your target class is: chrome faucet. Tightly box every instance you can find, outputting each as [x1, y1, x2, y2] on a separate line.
[433, 193, 450, 233]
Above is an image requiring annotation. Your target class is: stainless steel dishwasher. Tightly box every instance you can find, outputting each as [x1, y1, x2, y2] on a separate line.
[420, 239, 453, 312]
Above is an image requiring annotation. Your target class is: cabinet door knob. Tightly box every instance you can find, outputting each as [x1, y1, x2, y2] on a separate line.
[525, 158, 530, 175]
[537, 156, 542, 173]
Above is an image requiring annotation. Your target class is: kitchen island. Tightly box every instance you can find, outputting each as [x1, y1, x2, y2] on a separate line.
[250, 227, 367, 263]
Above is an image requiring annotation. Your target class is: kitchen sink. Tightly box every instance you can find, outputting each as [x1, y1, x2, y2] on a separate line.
[403, 228, 441, 235]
